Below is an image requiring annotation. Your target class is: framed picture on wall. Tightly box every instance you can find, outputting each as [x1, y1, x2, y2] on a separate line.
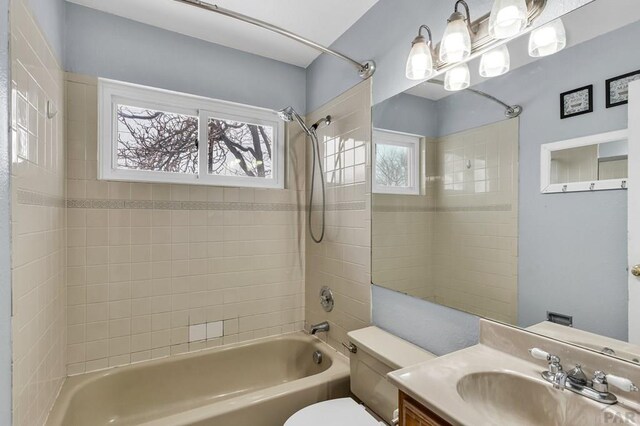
[606, 69, 640, 108]
[560, 85, 593, 119]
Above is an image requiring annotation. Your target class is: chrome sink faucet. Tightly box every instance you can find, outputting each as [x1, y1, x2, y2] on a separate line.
[530, 348, 639, 405]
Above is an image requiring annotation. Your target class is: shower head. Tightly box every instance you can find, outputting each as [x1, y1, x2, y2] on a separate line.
[277, 106, 295, 122]
[277, 106, 314, 136]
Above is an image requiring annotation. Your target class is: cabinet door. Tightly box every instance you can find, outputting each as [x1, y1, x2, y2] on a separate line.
[399, 391, 451, 426]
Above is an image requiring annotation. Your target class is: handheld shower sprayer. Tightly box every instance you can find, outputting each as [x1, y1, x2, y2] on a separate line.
[311, 115, 332, 131]
[277, 106, 330, 243]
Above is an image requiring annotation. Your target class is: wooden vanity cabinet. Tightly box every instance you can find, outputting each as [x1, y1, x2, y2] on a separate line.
[399, 391, 452, 426]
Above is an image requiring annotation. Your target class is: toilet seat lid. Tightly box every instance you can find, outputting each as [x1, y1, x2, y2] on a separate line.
[285, 398, 384, 426]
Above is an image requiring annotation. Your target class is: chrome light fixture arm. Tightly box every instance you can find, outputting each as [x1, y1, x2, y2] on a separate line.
[415, 25, 433, 45]
[434, 0, 547, 70]
[453, 0, 475, 34]
[173, 0, 375, 79]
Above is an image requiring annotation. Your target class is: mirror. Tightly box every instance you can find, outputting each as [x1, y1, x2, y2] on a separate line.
[371, 0, 640, 364]
[541, 130, 628, 193]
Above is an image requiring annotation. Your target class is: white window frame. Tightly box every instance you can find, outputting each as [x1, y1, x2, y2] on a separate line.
[98, 78, 285, 189]
[540, 129, 628, 194]
[372, 128, 421, 195]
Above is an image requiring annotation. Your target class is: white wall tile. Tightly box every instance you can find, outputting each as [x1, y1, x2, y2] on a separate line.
[206, 321, 223, 339]
[64, 75, 307, 373]
[188, 324, 206, 342]
[10, 0, 66, 424]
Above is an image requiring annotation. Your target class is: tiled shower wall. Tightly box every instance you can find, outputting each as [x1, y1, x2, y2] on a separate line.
[10, 0, 66, 424]
[305, 80, 372, 354]
[372, 137, 437, 299]
[433, 119, 519, 324]
[372, 119, 519, 325]
[65, 73, 307, 374]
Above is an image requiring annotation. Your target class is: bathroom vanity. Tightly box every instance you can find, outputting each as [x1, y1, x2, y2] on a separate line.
[390, 321, 640, 426]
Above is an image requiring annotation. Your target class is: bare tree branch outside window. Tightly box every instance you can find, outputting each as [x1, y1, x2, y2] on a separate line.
[207, 118, 273, 178]
[116, 105, 273, 179]
[117, 106, 198, 173]
[375, 144, 409, 187]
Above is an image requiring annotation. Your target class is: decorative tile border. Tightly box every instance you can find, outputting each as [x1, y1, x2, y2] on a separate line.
[373, 205, 437, 213]
[320, 201, 367, 211]
[67, 199, 300, 212]
[373, 204, 513, 213]
[15, 189, 368, 213]
[66, 199, 368, 212]
[16, 189, 65, 208]
[438, 204, 513, 212]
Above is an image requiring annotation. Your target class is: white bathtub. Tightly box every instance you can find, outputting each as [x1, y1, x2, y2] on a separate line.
[46, 332, 350, 426]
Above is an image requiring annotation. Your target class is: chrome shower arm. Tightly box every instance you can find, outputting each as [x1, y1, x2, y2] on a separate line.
[173, 0, 376, 79]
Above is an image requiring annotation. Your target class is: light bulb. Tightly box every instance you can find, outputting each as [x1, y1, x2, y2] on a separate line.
[405, 37, 433, 80]
[489, 0, 528, 39]
[529, 18, 567, 57]
[444, 63, 470, 91]
[440, 14, 471, 63]
[479, 45, 510, 78]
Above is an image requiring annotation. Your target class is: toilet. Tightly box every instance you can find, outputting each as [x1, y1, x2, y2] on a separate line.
[285, 326, 436, 426]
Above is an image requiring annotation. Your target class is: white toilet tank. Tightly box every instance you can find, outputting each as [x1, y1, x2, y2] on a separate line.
[346, 327, 436, 425]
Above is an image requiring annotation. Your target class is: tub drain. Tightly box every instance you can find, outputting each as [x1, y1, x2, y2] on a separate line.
[313, 350, 323, 364]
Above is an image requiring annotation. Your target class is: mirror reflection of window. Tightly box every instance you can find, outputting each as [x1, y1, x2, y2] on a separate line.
[376, 144, 410, 187]
[372, 129, 420, 195]
[598, 140, 628, 180]
[549, 140, 628, 184]
[550, 145, 598, 184]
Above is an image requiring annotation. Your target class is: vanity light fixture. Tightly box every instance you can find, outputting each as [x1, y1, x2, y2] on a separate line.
[439, 0, 474, 63]
[406, 25, 435, 80]
[488, 0, 528, 39]
[529, 18, 567, 57]
[444, 63, 470, 91]
[479, 44, 510, 78]
[403, 0, 548, 85]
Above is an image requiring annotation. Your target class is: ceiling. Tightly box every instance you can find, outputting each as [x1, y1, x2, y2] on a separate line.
[65, 0, 379, 68]
[406, 0, 640, 101]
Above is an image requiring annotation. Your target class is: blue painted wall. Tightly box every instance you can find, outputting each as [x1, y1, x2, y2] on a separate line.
[372, 93, 438, 137]
[26, 0, 65, 61]
[64, 3, 306, 113]
[372, 286, 480, 355]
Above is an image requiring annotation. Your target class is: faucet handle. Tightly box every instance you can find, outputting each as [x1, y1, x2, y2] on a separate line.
[606, 373, 639, 393]
[529, 348, 552, 361]
[529, 348, 562, 373]
[593, 371, 640, 393]
[592, 371, 608, 393]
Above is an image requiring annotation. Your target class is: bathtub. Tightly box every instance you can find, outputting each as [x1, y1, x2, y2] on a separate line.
[46, 332, 350, 426]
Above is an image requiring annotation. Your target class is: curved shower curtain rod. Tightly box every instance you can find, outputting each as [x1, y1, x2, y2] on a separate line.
[430, 80, 522, 118]
[173, 0, 376, 79]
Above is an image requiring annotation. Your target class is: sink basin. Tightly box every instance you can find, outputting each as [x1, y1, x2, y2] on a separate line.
[456, 372, 639, 426]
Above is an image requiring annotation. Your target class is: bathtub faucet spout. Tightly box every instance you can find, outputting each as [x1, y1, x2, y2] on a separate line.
[310, 321, 330, 335]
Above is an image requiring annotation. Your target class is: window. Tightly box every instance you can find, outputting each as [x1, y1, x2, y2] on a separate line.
[373, 129, 421, 195]
[99, 79, 284, 188]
